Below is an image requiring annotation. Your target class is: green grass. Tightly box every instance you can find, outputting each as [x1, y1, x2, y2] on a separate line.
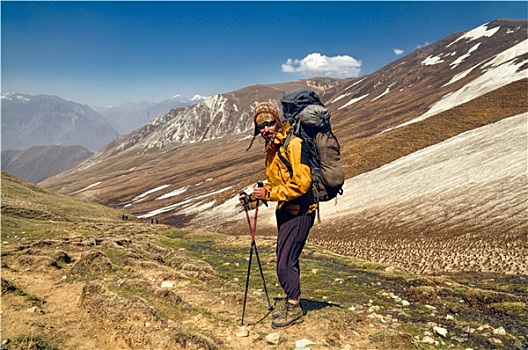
[1, 171, 131, 241]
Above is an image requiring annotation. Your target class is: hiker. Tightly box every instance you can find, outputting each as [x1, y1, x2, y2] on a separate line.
[240, 101, 316, 329]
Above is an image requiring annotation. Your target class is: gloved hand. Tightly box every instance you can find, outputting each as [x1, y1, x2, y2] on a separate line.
[238, 191, 258, 210]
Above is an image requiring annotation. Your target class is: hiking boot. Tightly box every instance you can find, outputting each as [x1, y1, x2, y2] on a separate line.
[272, 302, 286, 319]
[271, 297, 288, 319]
[271, 302, 304, 329]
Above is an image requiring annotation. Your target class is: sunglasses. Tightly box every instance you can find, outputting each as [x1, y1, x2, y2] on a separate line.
[257, 120, 276, 130]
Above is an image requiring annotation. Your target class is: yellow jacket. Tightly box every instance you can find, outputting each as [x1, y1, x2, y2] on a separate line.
[263, 123, 316, 214]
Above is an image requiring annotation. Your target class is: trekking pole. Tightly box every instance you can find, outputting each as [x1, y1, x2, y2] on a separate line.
[253, 182, 273, 311]
[239, 191, 254, 328]
[238, 185, 273, 329]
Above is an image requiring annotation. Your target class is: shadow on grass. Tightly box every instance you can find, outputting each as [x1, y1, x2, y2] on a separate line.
[302, 299, 342, 313]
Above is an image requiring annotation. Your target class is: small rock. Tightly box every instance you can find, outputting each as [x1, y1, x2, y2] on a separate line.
[26, 306, 44, 314]
[450, 304, 463, 313]
[295, 338, 315, 349]
[462, 326, 475, 334]
[160, 281, 175, 288]
[311, 269, 318, 274]
[445, 314, 455, 321]
[385, 265, 395, 273]
[492, 326, 506, 336]
[433, 326, 448, 338]
[265, 332, 281, 345]
[421, 336, 436, 344]
[401, 300, 410, 307]
[488, 338, 503, 346]
[234, 325, 249, 337]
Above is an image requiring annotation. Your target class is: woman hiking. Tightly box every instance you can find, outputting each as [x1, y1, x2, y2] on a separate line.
[241, 100, 316, 329]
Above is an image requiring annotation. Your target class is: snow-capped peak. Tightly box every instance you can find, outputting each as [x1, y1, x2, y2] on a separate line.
[1, 93, 31, 102]
[191, 94, 210, 102]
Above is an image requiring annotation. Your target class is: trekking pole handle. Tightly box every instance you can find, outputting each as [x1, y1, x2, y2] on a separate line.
[256, 182, 268, 207]
[239, 191, 250, 211]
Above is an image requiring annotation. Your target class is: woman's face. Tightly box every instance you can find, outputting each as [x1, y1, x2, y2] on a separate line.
[258, 120, 278, 142]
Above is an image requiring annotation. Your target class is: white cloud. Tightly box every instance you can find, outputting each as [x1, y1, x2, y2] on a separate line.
[393, 48, 404, 55]
[281, 53, 362, 78]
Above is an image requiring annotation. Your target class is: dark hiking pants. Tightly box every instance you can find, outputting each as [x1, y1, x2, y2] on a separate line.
[275, 209, 315, 300]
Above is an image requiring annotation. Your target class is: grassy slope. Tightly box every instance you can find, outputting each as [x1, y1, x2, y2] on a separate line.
[1, 173, 527, 350]
[341, 78, 528, 178]
[1, 171, 132, 241]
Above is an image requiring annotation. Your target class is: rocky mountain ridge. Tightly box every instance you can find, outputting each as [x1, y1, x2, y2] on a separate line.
[93, 94, 209, 134]
[86, 78, 345, 163]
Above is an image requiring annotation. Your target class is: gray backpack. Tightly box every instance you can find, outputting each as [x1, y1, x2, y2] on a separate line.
[281, 90, 345, 221]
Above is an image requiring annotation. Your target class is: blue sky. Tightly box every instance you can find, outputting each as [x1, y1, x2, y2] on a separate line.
[2, 1, 526, 107]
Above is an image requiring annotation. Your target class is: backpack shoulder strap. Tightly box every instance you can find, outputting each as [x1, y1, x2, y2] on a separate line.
[277, 131, 294, 178]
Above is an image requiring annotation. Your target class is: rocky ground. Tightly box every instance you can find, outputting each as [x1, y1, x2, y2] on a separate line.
[1, 221, 527, 350]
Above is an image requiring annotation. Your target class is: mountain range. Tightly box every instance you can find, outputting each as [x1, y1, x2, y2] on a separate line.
[1, 145, 94, 184]
[1, 92, 208, 182]
[1, 93, 119, 152]
[93, 94, 209, 134]
[15, 19, 528, 275]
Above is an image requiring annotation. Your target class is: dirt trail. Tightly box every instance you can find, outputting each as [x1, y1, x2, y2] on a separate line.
[1, 266, 131, 350]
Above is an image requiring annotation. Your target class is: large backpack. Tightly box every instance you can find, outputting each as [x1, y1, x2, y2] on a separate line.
[280, 89, 345, 222]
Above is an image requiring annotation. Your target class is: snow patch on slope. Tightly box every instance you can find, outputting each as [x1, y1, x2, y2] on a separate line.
[387, 39, 528, 131]
[447, 22, 501, 47]
[324, 113, 527, 217]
